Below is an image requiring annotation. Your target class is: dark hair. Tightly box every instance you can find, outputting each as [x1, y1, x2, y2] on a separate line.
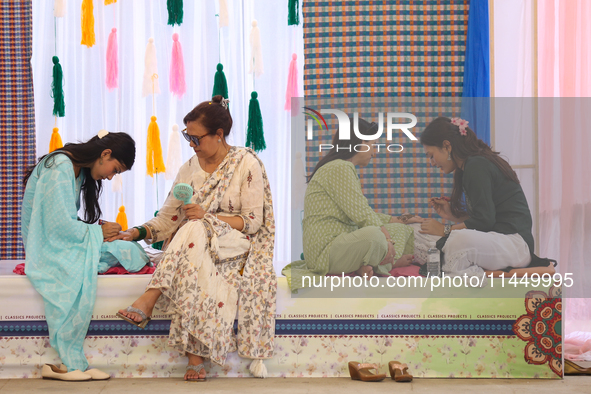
[23, 132, 136, 224]
[307, 117, 377, 182]
[420, 116, 519, 218]
[183, 95, 233, 137]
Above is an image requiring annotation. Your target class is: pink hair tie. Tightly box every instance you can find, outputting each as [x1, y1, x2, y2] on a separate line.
[450, 117, 469, 136]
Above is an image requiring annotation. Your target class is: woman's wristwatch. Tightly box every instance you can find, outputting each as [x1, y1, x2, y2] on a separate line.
[443, 224, 452, 236]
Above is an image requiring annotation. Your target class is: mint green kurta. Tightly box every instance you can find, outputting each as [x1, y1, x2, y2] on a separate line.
[283, 159, 413, 291]
[21, 154, 148, 371]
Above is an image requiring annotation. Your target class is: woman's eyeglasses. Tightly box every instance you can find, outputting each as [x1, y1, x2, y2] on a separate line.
[182, 129, 209, 146]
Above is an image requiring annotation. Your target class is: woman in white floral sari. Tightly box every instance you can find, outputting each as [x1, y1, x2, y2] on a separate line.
[114, 95, 276, 381]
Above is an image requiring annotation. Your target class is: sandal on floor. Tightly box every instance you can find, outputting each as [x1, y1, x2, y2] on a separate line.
[115, 306, 151, 329]
[388, 361, 413, 382]
[185, 363, 207, 381]
[565, 359, 591, 375]
[348, 361, 386, 382]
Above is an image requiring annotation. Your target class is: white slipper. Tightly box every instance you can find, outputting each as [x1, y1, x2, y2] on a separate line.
[60, 364, 110, 380]
[41, 364, 91, 381]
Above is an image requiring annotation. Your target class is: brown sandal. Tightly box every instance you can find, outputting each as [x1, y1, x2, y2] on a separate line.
[565, 359, 591, 375]
[389, 361, 413, 382]
[348, 361, 386, 382]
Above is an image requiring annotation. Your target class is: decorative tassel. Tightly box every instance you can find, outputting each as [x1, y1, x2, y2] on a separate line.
[116, 206, 128, 231]
[165, 124, 183, 180]
[81, 0, 95, 47]
[112, 173, 123, 192]
[169, 34, 186, 97]
[167, 0, 183, 26]
[146, 116, 166, 177]
[249, 359, 268, 378]
[284, 53, 298, 110]
[143, 38, 160, 97]
[246, 92, 266, 152]
[212, 63, 228, 99]
[248, 20, 264, 77]
[49, 127, 64, 153]
[54, 0, 66, 17]
[288, 0, 300, 26]
[51, 56, 65, 117]
[218, 0, 229, 27]
[105, 0, 117, 4]
[106, 28, 118, 90]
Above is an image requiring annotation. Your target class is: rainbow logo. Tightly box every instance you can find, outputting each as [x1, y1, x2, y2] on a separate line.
[302, 107, 328, 132]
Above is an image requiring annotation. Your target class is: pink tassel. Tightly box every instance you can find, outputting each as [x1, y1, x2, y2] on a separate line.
[106, 27, 118, 90]
[284, 53, 298, 111]
[170, 33, 186, 97]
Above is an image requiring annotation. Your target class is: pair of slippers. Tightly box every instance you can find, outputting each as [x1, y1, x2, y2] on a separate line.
[348, 361, 413, 382]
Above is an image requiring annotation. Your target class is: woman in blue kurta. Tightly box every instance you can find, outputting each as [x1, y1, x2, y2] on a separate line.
[21, 131, 148, 380]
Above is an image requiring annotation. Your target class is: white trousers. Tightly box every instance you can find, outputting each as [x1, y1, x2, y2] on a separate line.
[411, 224, 531, 277]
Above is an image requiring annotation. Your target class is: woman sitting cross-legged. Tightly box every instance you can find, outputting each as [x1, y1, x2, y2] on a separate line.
[418, 116, 555, 280]
[112, 95, 276, 381]
[283, 118, 424, 291]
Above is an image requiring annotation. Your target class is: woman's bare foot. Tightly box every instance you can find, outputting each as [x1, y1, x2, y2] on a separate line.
[393, 254, 414, 268]
[118, 288, 162, 323]
[184, 353, 206, 381]
[355, 265, 373, 277]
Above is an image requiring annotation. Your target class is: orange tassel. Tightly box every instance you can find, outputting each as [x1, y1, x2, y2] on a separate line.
[146, 116, 166, 177]
[105, 0, 117, 4]
[116, 205, 128, 231]
[81, 0, 95, 47]
[49, 127, 63, 152]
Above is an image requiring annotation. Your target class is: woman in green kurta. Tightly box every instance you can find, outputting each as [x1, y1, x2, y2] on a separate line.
[284, 119, 423, 291]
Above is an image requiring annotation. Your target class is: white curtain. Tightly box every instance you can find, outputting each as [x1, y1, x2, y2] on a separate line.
[32, 0, 303, 271]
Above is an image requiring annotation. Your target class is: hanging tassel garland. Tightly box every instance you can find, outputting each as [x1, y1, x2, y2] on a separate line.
[106, 28, 118, 90]
[167, 0, 183, 26]
[284, 53, 299, 110]
[54, 0, 66, 17]
[142, 38, 160, 97]
[146, 116, 166, 177]
[212, 63, 228, 99]
[116, 206, 128, 231]
[105, 0, 117, 4]
[288, 0, 300, 26]
[165, 124, 183, 180]
[81, 0, 95, 47]
[219, 0, 229, 27]
[49, 127, 64, 153]
[248, 21, 264, 77]
[169, 34, 186, 97]
[246, 92, 266, 152]
[51, 56, 65, 117]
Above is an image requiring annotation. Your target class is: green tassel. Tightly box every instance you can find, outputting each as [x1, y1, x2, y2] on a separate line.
[51, 56, 65, 117]
[212, 63, 228, 99]
[152, 210, 163, 250]
[288, 0, 300, 26]
[167, 0, 183, 26]
[246, 91, 266, 152]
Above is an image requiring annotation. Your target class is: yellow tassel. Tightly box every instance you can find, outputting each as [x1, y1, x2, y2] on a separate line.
[116, 205, 128, 231]
[81, 0, 95, 47]
[146, 116, 166, 177]
[104, 0, 117, 4]
[49, 127, 64, 152]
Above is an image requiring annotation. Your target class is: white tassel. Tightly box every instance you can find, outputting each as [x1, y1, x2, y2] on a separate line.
[54, 0, 66, 17]
[248, 20, 264, 78]
[249, 359, 267, 378]
[112, 173, 123, 192]
[165, 124, 183, 181]
[142, 38, 160, 97]
[218, 0, 229, 27]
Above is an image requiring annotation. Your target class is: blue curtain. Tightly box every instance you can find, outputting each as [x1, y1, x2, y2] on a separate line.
[461, 0, 490, 145]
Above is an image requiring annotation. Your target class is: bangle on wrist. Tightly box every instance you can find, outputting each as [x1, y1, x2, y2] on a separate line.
[133, 226, 147, 241]
[443, 224, 452, 236]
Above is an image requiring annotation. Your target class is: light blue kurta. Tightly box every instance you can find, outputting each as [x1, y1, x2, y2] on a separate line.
[21, 154, 148, 371]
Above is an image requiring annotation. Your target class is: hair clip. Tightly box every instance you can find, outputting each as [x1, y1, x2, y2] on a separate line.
[220, 98, 230, 110]
[450, 118, 468, 136]
[97, 129, 109, 139]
